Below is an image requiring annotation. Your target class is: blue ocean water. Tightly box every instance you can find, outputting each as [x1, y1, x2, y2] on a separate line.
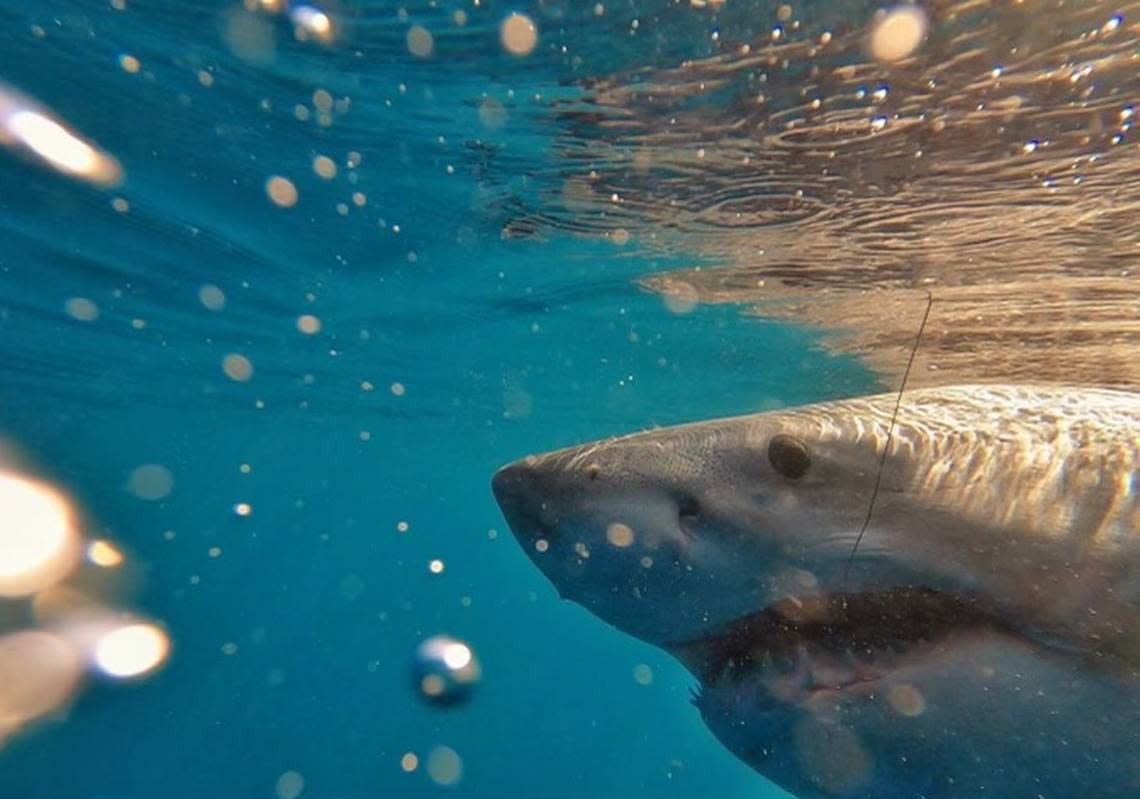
[0, 2, 884, 797]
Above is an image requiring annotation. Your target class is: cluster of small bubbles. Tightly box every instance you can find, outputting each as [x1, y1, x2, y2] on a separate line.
[223, 353, 254, 382]
[126, 464, 174, 501]
[412, 635, 481, 706]
[64, 297, 99, 322]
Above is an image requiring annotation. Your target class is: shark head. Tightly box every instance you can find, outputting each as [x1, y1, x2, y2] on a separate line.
[492, 388, 1140, 796]
[491, 409, 912, 646]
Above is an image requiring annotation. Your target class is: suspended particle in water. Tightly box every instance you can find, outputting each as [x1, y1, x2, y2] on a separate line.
[198, 283, 226, 310]
[633, 663, 654, 685]
[412, 636, 481, 707]
[221, 641, 238, 655]
[296, 314, 321, 334]
[223, 7, 277, 65]
[93, 622, 170, 678]
[478, 97, 507, 130]
[64, 297, 99, 322]
[500, 13, 537, 56]
[275, 771, 304, 799]
[118, 54, 141, 74]
[266, 176, 298, 207]
[87, 540, 124, 568]
[111, 197, 129, 213]
[428, 559, 444, 574]
[396, 521, 409, 533]
[400, 752, 419, 772]
[887, 683, 927, 716]
[234, 502, 253, 517]
[407, 25, 434, 57]
[661, 281, 699, 315]
[390, 382, 406, 397]
[290, 5, 335, 43]
[867, 6, 928, 63]
[606, 522, 635, 548]
[223, 353, 254, 382]
[312, 154, 336, 179]
[126, 464, 174, 501]
[426, 746, 463, 786]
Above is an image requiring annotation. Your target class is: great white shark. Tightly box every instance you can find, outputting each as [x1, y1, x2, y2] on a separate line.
[492, 384, 1140, 798]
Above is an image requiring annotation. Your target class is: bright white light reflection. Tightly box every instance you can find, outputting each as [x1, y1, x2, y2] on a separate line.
[0, 471, 79, 597]
[0, 85, 123, 187]
[93, 623, 170, 678]
[441, 643, 472, 670]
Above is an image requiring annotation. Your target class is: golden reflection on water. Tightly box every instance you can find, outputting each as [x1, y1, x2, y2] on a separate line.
[506, 0, 1139, 388]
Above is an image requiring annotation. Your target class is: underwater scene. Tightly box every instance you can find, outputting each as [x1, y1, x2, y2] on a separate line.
[0, 0, 1137, 797]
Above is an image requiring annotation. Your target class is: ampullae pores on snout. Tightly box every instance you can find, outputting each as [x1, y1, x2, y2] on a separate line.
[493, 384, 1140, 798]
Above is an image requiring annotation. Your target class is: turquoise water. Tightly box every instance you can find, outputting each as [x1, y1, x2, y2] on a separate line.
[0, 2, 890, 797]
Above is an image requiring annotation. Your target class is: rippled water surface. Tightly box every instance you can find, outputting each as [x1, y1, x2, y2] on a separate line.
[0, 0, 1136, 797]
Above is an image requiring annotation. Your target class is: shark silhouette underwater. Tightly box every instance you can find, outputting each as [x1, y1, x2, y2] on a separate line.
[492, 383, 1140, 798]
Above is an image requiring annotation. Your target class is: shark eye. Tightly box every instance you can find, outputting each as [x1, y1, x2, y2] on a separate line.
[768, 434, 811, 480]
[678, 496, 701, 523]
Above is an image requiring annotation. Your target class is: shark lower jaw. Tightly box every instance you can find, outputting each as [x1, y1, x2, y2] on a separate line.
[670, 586, 1025, 705]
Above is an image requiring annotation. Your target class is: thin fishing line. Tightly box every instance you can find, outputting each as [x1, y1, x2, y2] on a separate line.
[844, 291, 934, 579]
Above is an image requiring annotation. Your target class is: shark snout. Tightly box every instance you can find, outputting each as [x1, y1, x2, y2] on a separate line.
[492, 457, 555, 540]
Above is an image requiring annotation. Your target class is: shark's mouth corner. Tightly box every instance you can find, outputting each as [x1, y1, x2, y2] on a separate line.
[669, 587, 1024, 701]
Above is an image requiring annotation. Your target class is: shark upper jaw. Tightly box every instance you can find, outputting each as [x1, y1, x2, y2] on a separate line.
[666, 587, 1029, 706]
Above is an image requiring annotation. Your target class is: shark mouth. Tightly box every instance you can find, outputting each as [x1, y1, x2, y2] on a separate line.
[672, 588, 1021, 701]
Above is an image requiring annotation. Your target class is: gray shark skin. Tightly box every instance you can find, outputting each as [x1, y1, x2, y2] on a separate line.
[492, 384, 1140, 798]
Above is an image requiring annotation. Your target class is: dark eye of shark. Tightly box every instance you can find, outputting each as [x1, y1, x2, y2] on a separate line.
[767, 434, 811, 480]
[678, 495, 701, 527]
